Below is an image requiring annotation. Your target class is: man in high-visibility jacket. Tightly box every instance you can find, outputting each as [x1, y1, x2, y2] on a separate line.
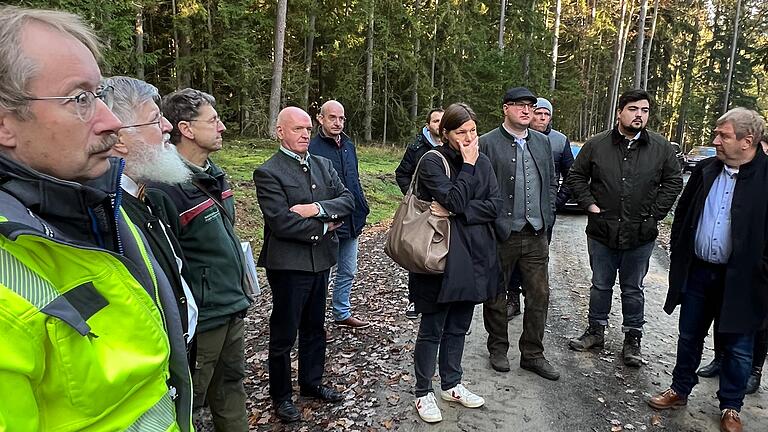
[0, 6, 192, 431]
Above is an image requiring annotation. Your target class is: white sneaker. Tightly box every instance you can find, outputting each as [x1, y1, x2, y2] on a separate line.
[440, 383, 485, 408]
[415, 393, 442, 423]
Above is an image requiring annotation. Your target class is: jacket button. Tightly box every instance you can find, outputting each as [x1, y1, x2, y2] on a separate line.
[312, 184, 316, 189]
[147, 222, 153, 230]
[508, 194, 513, 199]
[507, 212, 512, 216]
[512, 159, 516, 162]
[510, 176, 515, 181]
[302, 166, 308, 172]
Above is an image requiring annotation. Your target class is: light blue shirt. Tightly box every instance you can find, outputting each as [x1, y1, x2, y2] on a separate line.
[502, 124, 528, 150]
[422, 126, 440, 147]
[695, 166, 738, 264]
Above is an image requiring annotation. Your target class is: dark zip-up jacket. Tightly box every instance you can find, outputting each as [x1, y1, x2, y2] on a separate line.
[122, 191, 192, 340]
[566, 127, 683, 250]
[395, 129, 439, 194]
[308, 130, 369, 238]
[145, 159, 252, 333]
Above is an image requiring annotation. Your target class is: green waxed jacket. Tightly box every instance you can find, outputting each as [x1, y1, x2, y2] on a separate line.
[0, 156, 192, 431]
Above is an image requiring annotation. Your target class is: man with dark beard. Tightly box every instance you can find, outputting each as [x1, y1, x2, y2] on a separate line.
[566, 89, 683, 367]
[104, 76, 198, 346]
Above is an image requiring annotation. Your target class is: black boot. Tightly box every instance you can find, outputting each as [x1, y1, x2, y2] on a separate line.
[568, 322, 605, 351]
[746, 366, 762, 395]
[697, 354, 722, 378]
[506, 293, 521, 321]
[622, 330, 642, 367]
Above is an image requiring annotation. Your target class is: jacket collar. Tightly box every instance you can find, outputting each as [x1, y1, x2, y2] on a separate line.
[0, 155, 124, 248]
[611, 127, 648, 146]
[499, 124, 530, 141]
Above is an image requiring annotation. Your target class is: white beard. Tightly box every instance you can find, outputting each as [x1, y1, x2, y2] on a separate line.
[125, 133, 192, 184]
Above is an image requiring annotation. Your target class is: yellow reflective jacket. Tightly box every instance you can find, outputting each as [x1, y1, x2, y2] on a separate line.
[0, 157, 190, 431]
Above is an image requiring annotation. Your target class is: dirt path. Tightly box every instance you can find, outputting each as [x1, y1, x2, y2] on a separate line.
[224, 213, 766, 431]
[392, 213, 768, 432]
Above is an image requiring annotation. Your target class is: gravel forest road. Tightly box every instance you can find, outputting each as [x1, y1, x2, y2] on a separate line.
[394, 213, 768, 432]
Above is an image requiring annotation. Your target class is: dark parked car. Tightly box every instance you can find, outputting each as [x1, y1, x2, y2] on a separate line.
[684, 146, 716, 172]
[559, 142, 583, 212]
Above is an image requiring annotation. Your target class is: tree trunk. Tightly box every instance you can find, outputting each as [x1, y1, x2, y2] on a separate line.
[549, 0, 561, 92]
[634, 0, 647, 88]
[171, 0, 182, 88]
[410, 0, 421, 122]
[498, 0, 507, 51]
[642, 0, 659, 90]
[674, 10, 701, 147]
[723, 0, 742, 114]
[364, 2, 374, 142]
[302, 8, 316, 111]
[430, 0, 438, 107]
[135, 4, 144, 80]
[268, 0, 288, 137]
[384, 63, 389, 145]
[606, 0, 629, 129]
[206, 0, 214, 96]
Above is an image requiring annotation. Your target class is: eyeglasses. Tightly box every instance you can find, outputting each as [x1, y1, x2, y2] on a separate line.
[505, 101, 536, 109]
[117, 112, 164, 131]
[187, 115, 222, 126]
[25, 86, 114, 122]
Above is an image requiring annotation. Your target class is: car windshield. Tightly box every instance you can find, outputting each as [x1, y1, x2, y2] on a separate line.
[689, 146, 716, 156]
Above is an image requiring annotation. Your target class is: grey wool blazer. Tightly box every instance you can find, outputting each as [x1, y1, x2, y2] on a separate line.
[253, 150, 354, 272]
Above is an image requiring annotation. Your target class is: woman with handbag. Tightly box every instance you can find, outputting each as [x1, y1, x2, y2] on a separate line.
[410, 103, 502, 423]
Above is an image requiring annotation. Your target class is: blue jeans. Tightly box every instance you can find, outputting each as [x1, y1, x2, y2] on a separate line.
[587, 239, 653, 331]
[671, 260, 754, 411]
[414, 302, 475, 397]
[331, 236, 359, 321]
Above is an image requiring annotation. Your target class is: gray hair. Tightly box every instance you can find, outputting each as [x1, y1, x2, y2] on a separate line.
[716, 107, 766, 147]
[0, 6, 102, 119]
[101, 76, 160, 125]
[161, 88, 216, 144]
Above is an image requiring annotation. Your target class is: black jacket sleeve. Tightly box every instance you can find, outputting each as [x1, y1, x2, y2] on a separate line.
[651, 144, 685, 220]
[395, 139, 422, 194]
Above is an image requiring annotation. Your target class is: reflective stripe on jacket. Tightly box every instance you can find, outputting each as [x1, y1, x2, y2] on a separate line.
[0, 216, 180, 431]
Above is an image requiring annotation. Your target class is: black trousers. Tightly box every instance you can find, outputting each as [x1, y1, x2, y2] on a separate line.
[266, 269, 329, 403]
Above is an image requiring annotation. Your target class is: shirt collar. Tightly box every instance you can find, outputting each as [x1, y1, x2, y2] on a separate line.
[502, 123, 529, 141]
[279, 146, 311, 166]
[723, 165, 739, 179]
[121, 174, 140, 198]
[423, 126, 440, 147]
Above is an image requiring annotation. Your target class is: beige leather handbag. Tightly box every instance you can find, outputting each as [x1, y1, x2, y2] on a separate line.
[384, 150, 450, 274]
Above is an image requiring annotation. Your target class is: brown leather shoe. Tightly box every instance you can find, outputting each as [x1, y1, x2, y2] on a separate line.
[334, 316, 370, 329]
[647, 388, 688, 410]
[720, 409, 742, 432]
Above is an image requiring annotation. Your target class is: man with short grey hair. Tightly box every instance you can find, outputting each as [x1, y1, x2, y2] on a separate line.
[649, 107, 767, 432]
[104, 75, 198, 346]
[0, 6, 191, 430]
[145, 88, 252, 431]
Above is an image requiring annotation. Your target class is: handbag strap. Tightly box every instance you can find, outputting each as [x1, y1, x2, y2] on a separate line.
[408, 149, 451, 197]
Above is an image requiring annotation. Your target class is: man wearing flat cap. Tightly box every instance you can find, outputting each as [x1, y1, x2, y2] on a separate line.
[479, 87, 560, 381]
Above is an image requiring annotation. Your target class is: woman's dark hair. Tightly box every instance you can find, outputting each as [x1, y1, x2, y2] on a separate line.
[439, 103, 477, 143]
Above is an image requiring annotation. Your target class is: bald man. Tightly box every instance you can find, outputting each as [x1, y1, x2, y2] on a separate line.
[309, 100, 371, 328]
[254, 107, 354, 423]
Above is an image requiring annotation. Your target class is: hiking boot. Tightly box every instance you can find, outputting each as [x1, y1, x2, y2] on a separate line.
[697, 355, 722, 378]
[568, 323, 605, 351]
[506, 293, 521, 321]
[440, 383, 485, 408]
[414, 392, 442, 423]
[746, 366, 762, 395]
[622, 329, 643, 367]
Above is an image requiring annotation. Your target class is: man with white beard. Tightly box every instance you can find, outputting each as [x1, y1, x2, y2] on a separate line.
[103, 75, 198, 346]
